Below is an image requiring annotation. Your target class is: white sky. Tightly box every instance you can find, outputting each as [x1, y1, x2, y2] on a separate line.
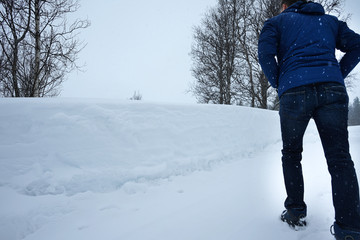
[61, 0, 360, 103]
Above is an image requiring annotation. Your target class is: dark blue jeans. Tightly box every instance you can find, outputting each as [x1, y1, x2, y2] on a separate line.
[279, 82, 360, 230]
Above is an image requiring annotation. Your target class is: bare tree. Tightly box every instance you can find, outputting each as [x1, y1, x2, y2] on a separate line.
[130, 91, 142, 101]
[190, 0, 240, 104]
[0, 0, 31, 97]
[29, 0, 90, 97]
[190, 0, 280, 107]
[0, 0, 90, 97]
[316, 0, 349, 19]
[233, 0, 256, 107]
[232, 0, 279, 109]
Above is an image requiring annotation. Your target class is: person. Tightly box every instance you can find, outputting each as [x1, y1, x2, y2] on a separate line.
[258, 0, 360, 239]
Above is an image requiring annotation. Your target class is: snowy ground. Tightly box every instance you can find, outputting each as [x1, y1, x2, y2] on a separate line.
[0, 99, 359, 240]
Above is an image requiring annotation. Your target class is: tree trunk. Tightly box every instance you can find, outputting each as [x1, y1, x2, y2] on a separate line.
[12, 45, 20, 97]
[33, 0, 41, 97]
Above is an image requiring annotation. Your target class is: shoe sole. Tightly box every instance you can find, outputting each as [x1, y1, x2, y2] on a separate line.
[281, 215, 307, 231]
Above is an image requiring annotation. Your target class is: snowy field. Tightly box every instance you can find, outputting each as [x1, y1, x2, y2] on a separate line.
[0, 98, 359, 240]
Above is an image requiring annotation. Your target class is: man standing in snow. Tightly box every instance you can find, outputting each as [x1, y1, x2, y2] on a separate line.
[258, 0, 360, 239]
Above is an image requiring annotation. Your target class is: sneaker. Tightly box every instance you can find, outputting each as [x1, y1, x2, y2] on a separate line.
[280, 209, 307, 230]
[331, 222, 360, 240]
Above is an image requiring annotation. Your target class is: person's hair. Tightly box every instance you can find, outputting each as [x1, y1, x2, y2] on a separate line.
[281, 0, 307, 7]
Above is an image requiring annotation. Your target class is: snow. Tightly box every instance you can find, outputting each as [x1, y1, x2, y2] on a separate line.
[0, 98, 359, 240]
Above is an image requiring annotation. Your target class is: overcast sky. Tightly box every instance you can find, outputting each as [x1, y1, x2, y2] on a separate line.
[61, 0, 360, 104]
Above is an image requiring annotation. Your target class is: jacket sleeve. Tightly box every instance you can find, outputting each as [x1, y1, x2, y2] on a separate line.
[336, 21, 360, 79]
[258, 19, 279, 88]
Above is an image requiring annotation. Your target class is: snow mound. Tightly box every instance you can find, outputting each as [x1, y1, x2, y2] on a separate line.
[0, 99, 280, 196]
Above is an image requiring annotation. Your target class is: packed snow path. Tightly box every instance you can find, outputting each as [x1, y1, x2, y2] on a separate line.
[0, 99, 359, 240]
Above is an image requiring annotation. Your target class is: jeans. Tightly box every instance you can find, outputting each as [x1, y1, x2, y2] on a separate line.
[279, 82, 360, 230]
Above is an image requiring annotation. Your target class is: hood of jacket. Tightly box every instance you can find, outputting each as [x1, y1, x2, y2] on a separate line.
[284, 1, 325, 15]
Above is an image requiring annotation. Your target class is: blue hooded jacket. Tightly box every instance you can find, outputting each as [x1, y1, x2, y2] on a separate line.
[258, 1, 360, 96]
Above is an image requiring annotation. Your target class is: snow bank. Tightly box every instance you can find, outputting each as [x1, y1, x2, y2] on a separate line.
[0, 98, 280, 197]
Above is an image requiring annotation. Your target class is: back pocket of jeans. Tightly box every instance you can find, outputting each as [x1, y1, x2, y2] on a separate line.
[324, 85, 348, 106]
[280, 91, 306, 119]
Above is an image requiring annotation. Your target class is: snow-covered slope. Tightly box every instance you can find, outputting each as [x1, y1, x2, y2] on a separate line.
[0, 99, 359, 240]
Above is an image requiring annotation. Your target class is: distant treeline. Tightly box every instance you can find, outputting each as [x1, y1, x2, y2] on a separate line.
[349, 97, 360, 126]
